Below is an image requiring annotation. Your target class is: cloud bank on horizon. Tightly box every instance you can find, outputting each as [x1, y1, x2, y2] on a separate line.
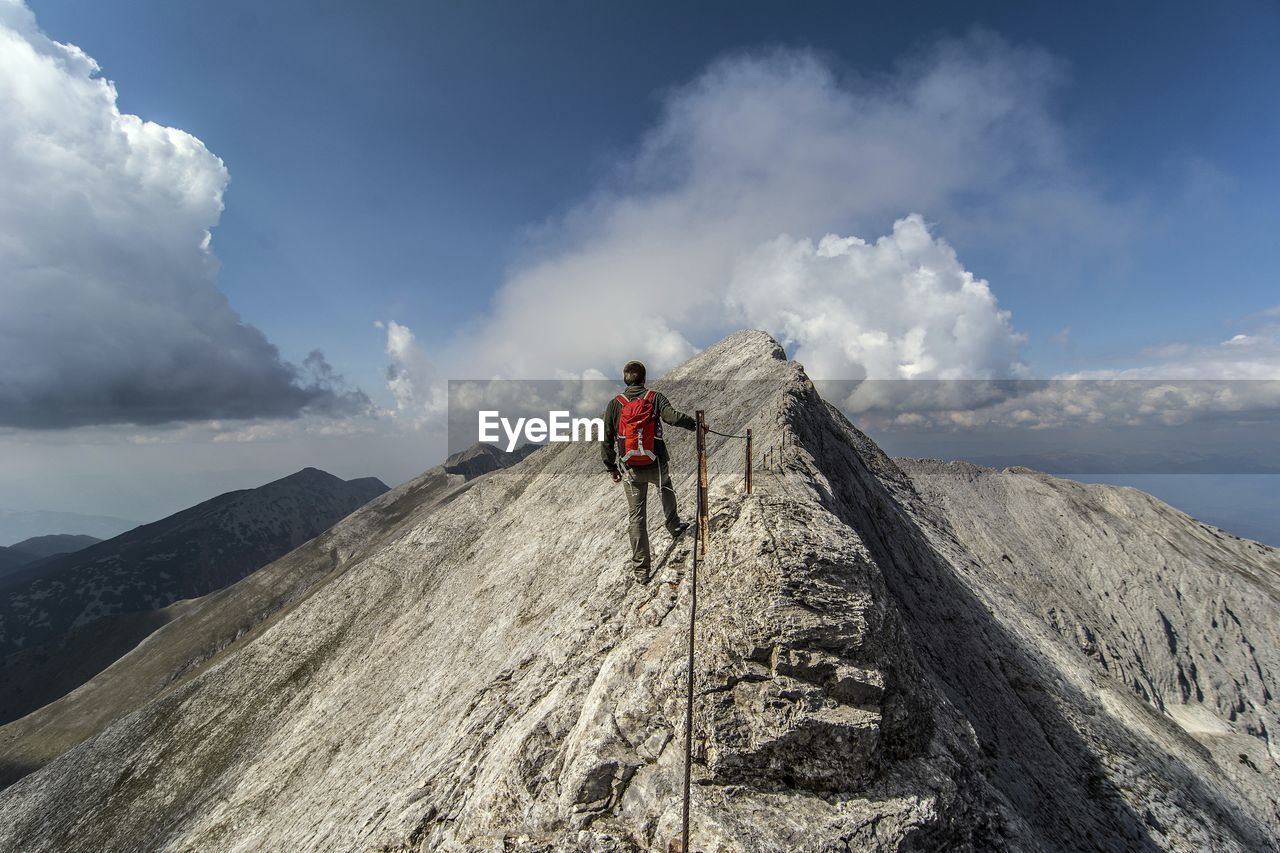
[0, 1, 369, 429]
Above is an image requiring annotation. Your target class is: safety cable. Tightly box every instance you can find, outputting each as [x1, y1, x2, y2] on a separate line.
[702, 425, 750, 440]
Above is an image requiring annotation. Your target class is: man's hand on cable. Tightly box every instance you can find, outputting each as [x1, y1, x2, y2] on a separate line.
[610, 469, 622, 483]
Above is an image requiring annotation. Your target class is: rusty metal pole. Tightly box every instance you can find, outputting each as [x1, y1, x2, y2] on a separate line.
[745, 428, 753, 494]
[696, 412, 708, 556]
[681, 411, 707, 853]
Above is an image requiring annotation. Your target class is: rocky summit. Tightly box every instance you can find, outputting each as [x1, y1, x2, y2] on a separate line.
[0, 331, 1276, 852]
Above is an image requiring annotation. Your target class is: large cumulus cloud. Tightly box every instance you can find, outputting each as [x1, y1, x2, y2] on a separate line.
[0, 1, 368, 429]
[727, 215, 1026, 381]
[439, 35, 1116, 383]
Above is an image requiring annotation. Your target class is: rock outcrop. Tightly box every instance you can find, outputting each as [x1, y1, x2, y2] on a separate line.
[0, 331, 1275, 852]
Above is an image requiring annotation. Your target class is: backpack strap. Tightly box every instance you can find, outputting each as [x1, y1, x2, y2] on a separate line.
[614, 393, 628, 406]
[644, 389, 663, 439]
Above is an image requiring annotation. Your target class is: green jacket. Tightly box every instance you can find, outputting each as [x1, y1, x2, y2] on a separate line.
[601, 385, 696, 472]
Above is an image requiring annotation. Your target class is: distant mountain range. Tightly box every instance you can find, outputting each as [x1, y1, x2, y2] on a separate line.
[0, 468, 388, 727]
[0, 509, 138, 546]
[0, 535, 102, 581]
[5, 534, 102, 560]
[443, 441, 541, 479]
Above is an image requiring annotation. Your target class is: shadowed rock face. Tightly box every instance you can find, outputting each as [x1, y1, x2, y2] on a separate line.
[0, 331, 1275, 852]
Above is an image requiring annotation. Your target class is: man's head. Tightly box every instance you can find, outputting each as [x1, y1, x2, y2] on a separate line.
[623, 360, 646, 386]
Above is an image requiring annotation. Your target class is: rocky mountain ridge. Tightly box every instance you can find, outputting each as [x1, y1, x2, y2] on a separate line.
[0, 468, 389, 727]
[4, 534, 102, 561]
[0, 535, 102, 582]
[0, 447, 532, 789]
[0, 509, 137, 547]
[0, 331, 1274, 851]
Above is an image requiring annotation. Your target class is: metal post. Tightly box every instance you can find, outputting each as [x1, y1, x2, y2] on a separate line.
[696, 412, 708, 557]
[745, 429, 752, 494]
[681, 411, 706, 853]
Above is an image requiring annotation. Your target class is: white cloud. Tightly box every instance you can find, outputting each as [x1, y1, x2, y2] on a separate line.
[1066, 322, 1280, 381]
[842, 315, 1280, 431]
[382, 321, 447, 428]
[727, 215, 1026, 380]
[0, 1, 367, 428]
[439, 35, 1124, 384]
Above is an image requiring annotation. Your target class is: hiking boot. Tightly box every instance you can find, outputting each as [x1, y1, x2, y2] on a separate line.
[669, 521, 690, 540]
[633, 565, 652, 585]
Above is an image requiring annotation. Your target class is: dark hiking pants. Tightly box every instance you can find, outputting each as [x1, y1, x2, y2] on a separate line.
[621, 458, 681, 570]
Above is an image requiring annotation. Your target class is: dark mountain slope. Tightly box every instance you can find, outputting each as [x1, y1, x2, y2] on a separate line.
[0, 549, 28, 578]
[0, 470, 388, 727]
[0, 468, 387, 655]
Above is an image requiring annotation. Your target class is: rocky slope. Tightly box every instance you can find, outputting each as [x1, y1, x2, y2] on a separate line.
[0, 331, 1275, 852]
[0, 469, 388, 726]
[0, 447, 533, 790]
[897, 460, 1279, 826]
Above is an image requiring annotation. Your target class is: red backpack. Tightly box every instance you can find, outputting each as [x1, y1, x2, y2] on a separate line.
[615, 390, 661, 467]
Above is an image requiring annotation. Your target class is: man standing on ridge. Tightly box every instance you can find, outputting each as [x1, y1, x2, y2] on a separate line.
[602, 360, 695, 584]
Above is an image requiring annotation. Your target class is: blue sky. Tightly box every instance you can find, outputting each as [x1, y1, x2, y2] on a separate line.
[25, 0, 1280, 387]
[2, 0, 1279, 528]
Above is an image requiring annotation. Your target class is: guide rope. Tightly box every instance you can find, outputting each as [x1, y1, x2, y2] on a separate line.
[702, 425, 750, 439]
